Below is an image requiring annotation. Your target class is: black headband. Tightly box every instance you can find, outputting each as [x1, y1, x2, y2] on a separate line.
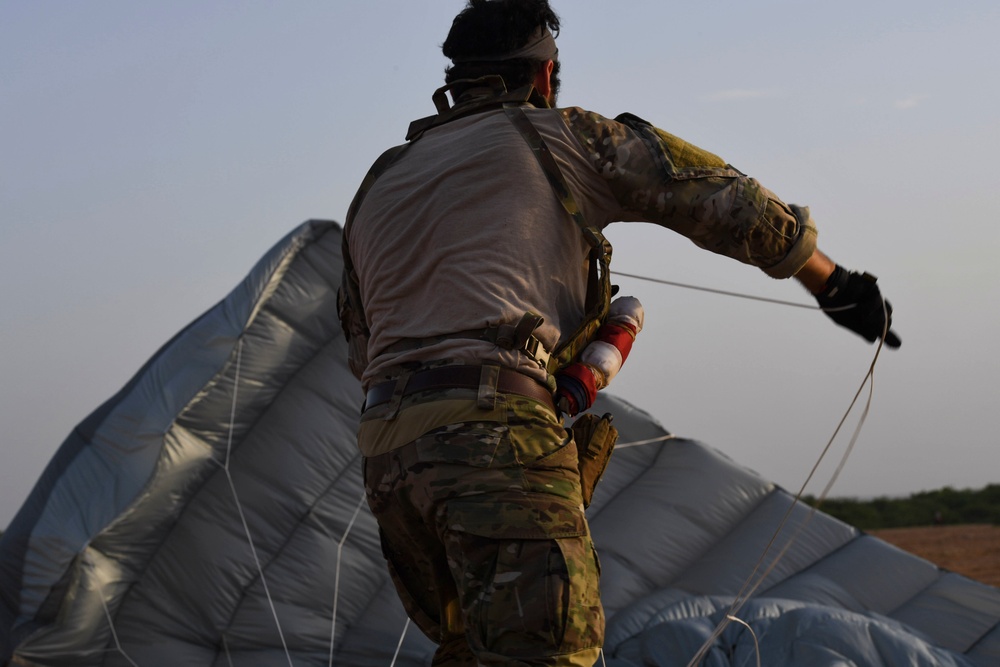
[451, 27, 558, 63]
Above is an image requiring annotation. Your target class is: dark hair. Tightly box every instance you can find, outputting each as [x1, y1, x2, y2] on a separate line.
[442, 0, 561, 94]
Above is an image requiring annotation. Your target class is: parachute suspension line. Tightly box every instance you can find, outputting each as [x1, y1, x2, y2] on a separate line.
[221, 338, 296, 667]
[222, 635, 235, 667]
[328, 491, 369, 667]
[684, 303, 890, 667]
[611, 270, 855, 313]
[724, 615, 761, 667]
[223, 337, 243, 468]
[389, 617, 411, 667]
[615, 434, 676, 449]
[611, 270, 822, 309]
[97, 584, 140, 667]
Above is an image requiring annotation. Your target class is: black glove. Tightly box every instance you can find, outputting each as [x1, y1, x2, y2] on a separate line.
[815, 265, 901, 348]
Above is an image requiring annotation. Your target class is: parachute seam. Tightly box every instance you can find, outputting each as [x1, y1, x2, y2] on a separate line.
[257, 301, 329, 348]
[254, 232, 348, 348]
[173, 223, 344, 436]
[298, 239, 344, 293]
[882, 570, 948, 619]
[667, 485, 782, 591]
[68, 311, 306, 666]
[753, 522, 863, 600]
[607, 438, 778, 593]
[965, 617, 1000, 655]
[241, 222, 328, 331]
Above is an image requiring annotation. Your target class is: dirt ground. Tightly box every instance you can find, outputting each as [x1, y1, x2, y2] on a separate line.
[869, 524, 1000, 587]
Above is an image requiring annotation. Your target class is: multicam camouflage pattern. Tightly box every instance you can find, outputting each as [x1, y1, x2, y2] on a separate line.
[363, 392, 603, 666]
[569, 412, 618, 509]
[559, 107, 817, 278]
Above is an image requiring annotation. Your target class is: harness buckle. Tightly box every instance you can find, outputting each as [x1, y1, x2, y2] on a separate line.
[524, 336, 552, 372]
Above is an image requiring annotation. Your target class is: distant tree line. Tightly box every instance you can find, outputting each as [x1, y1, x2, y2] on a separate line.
[804, 484, 1000, 530]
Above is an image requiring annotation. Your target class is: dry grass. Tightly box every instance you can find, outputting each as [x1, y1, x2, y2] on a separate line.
[869, 524, 1000, 587]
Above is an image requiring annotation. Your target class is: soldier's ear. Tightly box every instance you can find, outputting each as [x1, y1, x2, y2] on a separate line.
[533, 59, 555, 103]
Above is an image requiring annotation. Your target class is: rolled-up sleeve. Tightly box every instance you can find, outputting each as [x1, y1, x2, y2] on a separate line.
[562, 108, 818, 279]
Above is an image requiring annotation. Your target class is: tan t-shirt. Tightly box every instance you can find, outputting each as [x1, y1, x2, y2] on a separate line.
[347, 105, 816, 392]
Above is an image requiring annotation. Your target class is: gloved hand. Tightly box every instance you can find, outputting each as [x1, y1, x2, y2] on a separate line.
[815, 265, 901, 348]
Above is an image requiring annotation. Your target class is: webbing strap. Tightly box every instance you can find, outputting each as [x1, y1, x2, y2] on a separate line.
[477, 364, 501, 410]
[344, 98, 613, 380]
[503, 105, 613, 372]
[503, 105, 590, 235]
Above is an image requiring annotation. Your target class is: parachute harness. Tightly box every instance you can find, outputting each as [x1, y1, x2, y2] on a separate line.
[502, 103, 614, 381]
[340, 79, 616, 393]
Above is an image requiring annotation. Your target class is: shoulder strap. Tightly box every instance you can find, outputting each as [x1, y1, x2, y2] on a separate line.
[342, 102, 614, 379]
[503, 105, 614, 372]
[407, 78, 540, 141]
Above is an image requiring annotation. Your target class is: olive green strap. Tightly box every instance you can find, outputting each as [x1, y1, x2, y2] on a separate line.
[503, 105, 613, 372]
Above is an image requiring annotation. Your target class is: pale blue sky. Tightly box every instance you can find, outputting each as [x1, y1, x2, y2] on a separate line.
[3, 1, 999, 528]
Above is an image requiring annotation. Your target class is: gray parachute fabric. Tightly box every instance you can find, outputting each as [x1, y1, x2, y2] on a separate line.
[1, 219, 998, 666]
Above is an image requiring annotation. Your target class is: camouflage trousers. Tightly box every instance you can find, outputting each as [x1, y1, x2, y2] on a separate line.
[362, 394, 604, 666]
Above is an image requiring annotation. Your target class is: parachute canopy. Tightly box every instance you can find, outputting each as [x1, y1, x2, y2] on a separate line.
[2, 220, 998, 666]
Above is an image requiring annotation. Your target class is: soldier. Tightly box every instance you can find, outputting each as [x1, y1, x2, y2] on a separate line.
[338, 0, 900, 664]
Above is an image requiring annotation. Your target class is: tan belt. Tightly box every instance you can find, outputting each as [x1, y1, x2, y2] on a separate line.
[365, 365, 554, 411]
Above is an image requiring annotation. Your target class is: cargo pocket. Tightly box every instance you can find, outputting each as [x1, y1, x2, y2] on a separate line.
[413, 422, 516, 468]
[442, 492, 598, 658]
